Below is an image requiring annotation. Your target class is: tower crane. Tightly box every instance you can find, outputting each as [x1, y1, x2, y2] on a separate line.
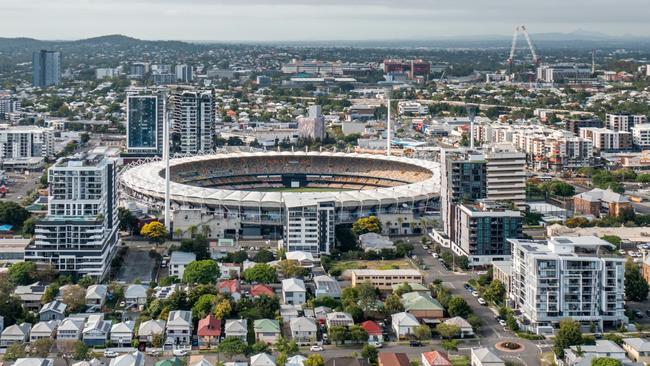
[506, 25, 540, 74]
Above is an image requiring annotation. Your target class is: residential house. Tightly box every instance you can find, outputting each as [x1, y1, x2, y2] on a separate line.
[250, 284, 275, 298]
[138, 319, 166, 345]
[623, 338, 650, 364]
[573, 188, 632, 218]
[314, 306, 332, 324]
[0, 322, 31, 346]
[391, 312, 419, 339]
[83, 314, 111, 346]
[253, 319, 281, 344]
[155, 358, 183, 366]
[39, 300, 67, 321]
[85, 285, 108, 308]
[30, 321, 59, 342]
[314, 275, 342, 298]
[109, 351, 146, 366]
[401, 292, 444, 319]
[57, 318, 84, 341]
[170, 251, 196, 279]
[360, 320, 383, 343]
[443, 317, 474, 338]
[250, 353, 276, 366]
[282, 278, 306, 305]
[111, 321, 135, 347]
[280, 305, 301, 322]
[421, 351, 452, 366]
[289, 317, 317, 345]
[72, 358, 104, 366]
[13, 359, 54, 366]
[125, 284, 148, 307]
[285, 251, 316, 268]
[326, 312, 354, 328]
[190, 358, 214, 366]
[563, 340, 626, 366]
[219, 263, 241, 279]
[471, 348, 505, 366]
[378, 353, 410, 366]
[218, 279, 242, 301]
[167, 310, 193, 346]
[224, 319, 248, 342]
[324, 357, 369, 366]
[14, 282, 46, 312]
[197, 315, 221, 349]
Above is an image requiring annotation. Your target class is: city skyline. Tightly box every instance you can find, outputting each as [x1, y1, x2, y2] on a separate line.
[2, 0, 650, 41]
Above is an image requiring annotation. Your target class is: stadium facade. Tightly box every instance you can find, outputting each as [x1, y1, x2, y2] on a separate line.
[121, 151, 440, 256]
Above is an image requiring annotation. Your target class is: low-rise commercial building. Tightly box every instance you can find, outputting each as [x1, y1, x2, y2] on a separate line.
[350, 269, 423, 290]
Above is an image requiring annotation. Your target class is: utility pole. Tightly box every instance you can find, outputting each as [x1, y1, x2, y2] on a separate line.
[387, 98, 391, 156]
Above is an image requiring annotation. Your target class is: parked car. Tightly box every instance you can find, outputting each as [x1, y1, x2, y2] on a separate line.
[172, 349, 188, 357]
[147, 350, 162, 357]
[368, 341, 383, 348]
[409, 340, 423, 347]
[432, 253, 439, 258]
[471, 291, 479, 297]
[477, 298, 487, 305]
[499, 319, 507, 327]
[104, 350, 119, 358]
[310, 345, 324, 352]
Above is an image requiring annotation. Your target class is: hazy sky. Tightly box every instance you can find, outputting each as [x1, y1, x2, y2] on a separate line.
[2, 0, 649, 41]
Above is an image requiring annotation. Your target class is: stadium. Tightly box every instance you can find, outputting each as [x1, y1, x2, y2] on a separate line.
[121, 151, 440, 254]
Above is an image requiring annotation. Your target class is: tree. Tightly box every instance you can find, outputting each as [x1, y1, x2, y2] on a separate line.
[345, 304, 364, 323]
[601, 235, 622, 248]
[349, 325, 369, 343]
[483, 280, 506, 305]
[352, 216, 382, 236]
[218, 337, 248, 358]
[140, 221, 168, 243]
[225, 250, 249, 264]
[329, 325, 347, 345]
[4, 342, 27, 361]
[304, 354, 325, 366]
[243, 263, 277, 284]
[414, 324, 432, 340]
[72, 340, 90, 360]
[506, 315, 519, 331]
[625, 260, 649, 302]
[275, 336, 299, 355]
[553, 319, 583, 357]
[276, 353, 288, 366]
[591, 358, 622, 366]
[31, 338, 53, 357]
[214, 299, 232, 319]
[192, 294, 218, 319]
[179, 235, 211, 260]
[253, 249, 275, 263]
[62, 284, 87, 313]
[8, 261, 37, 285]
[361, 344, 378, 364]
[22, 217, 38, 236]
[436, 323, 461, 339]
[277, 260, 309, 278]
[118, 207, 138, 234]
[183, 260, 220, 284]
[0, 201, 30, 228]
[441, 339, 458, 352]
[249, 341, 270, 355]
[447, 296, 471, 318]
[152, 333, 165, 348]
[395, 242, 415, 258]
[78, 275, 95, 287]
[384, 294, 404, 314]
[394, 283, 413, 297]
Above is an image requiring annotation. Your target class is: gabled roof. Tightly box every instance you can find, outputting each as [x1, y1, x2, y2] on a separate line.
[13, 359, 53, 366]
[282, 278, 306, 292]
[111, 321, 135, 334]
[190, 360, 214, 366]
[326, 312, 354, 323]
[472, 348, 504, 364]
[422, 351, 452, 366]
[167, 310, 192, 327]
[31, 320, 59, 334]
[218, 279, 241, 293]
[138, 319, 166, 335]
[250, 284, 274, 297]
[359, 320, 382, 335]
[40, 300, 67, 315]
[253, 319, 280, 333]
[391, 312, 419, 326]
[85, 285, 107, 300]
[401, 292, 443, 312]
[2, 322, 32, 337]
[443, 317, 472, 329]
[378, 353, 410, 366]
[225, 319, 247, 333]
[83, 315, 111, 335]
[58, 318, 84, 332]
[109, 351, 145, 366]
[125, 284, 148, 298]
[170, 251, 196, 265]
[250, 353, 276, 366]
[198, 315, 222, 337]
[285, 251, 315, 262]
[574, 188, 629, 204]
[155, 358, 183, 366]
[286, 355, 307, 366]
[624, 338, 650, 352]
[289, 317, 317, 332]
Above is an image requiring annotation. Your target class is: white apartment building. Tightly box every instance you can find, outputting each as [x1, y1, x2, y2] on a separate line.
[509, 236, 626, 335]
[95, 68, 121, 80]
[25, 153, 119, 279]
[485, 145, 526, 207]
[284, 200, 334, 256]
[631, 124, 650, 148]
[606, 113, 647, 132]
[398, 101, 429, 115]
[0, 125, 54, 160]
[172, 90, 215, 154]
[580, 128, 633, 151]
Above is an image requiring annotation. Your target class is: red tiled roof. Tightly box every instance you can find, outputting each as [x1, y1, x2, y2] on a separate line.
[218, 279, 240, 293]
[378, 353, 410, 366]
[197, 314, 222, 337]
[360, 320, 382, 335]
[250, 284, 274, 297]
[422, 351, 452, 366]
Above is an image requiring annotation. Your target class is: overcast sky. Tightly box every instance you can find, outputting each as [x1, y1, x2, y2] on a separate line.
[2, 0, 649, 41]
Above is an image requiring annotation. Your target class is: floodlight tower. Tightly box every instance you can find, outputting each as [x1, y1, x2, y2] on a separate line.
[163, 97, 171, 231]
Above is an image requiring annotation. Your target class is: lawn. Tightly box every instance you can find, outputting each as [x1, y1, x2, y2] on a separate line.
[450, 355, 470, 366]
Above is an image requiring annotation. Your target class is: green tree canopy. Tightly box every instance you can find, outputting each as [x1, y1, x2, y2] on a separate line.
[8, 261, 37, 285]
[447, 296, 471, 318]
[553, 319, 583, 357]
[0, 201, 30, 228]
[242, 263, 277, 284]
[183, 260, 220, 284]
[352, 216, 382, 236]
[436, 323, 461, 339]
[625, 259, 649, 302]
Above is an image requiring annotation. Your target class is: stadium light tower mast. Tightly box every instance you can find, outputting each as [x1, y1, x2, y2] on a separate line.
[507, 25, 540, 74]
[163, 97, 171, 231]
[385, 88, 392, 156]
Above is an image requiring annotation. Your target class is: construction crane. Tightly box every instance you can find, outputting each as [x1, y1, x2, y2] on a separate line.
[506, 25, 540, 74]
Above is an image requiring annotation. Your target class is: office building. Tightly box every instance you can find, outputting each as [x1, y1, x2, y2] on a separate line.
[129, 63, 148, 77]
[152, 73, 175, 85]
[580, 128, 633, 151]
[126, 94, 164, 155]
[631, 124, 650, 148]
[32, 50, 61, 87]
[564, 119, 602, 135]
[171, 90, 215, 154]
[0, 125, 55, 160]
[95, 68, 120, 80]
[175, 64, 193, 83]
[509, 236, 626, 334]
[485, 146, 526, 207]
[452, 201, 521, 266]
[297, 105, 325, 141]
[536, 63, 592, 83]
[0, 98, 21, 120]
[281, 60, 343, 75]
[25, 154, 119, 279]
[606, 113, 647, 132]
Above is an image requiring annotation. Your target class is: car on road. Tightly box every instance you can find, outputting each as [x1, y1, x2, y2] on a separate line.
[471, 291, 479, 297]
[432, 253, 438, 258]
[499, 319, 507, 327]
[147, 350, 161, 357]
[310, 345, 323, 352]
[104, 350, 118, 358]
[635, 310, 644, 318]
[477, 298, 487, 305]
[409, 340, 423, 347]
[172, 349, 188, 357]
[368, 341, 383, 348]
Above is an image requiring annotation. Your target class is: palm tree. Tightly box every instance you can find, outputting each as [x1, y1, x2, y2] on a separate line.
[173, 228, 183, 239]
[188, 225, 198, 238]
[201, 225, 212, 238]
